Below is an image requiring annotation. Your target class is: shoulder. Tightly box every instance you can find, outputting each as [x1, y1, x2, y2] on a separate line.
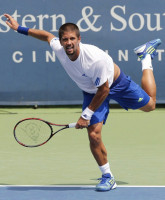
[80, 43, 112, 65]
[50, 37, 62, 51]
[80, 43, 101, 53]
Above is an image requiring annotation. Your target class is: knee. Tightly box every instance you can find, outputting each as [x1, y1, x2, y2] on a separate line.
[88, 131, 102, 147]
[148, 104, 156, 112]
[87, 122, 103, 147]
[141, 98, 156, 112]
[142, 104, 156, 112]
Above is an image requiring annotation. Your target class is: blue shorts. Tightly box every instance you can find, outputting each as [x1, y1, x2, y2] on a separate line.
[82, 71, 150, 126]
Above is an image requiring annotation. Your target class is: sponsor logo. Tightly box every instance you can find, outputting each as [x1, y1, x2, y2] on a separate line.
[95, 77, 100, 86]
[138, 97, 143, 102]
[82, 73, 88, 77]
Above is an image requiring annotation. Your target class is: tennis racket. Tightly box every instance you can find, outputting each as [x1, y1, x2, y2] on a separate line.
[13, 118, 76, 148]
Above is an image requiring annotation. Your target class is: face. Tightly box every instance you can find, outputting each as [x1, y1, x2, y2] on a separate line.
[60, 31, 81, 61]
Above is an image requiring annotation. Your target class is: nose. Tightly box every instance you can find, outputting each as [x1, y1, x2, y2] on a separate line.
[66, 39, 71, 45]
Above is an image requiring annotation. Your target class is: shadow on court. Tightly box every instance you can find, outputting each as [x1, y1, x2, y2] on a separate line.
[6, 186, 93, 191]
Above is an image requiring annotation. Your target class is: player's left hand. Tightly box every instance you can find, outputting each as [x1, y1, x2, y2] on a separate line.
[75, 117, 90, 129]
[4, 13, 19, 31]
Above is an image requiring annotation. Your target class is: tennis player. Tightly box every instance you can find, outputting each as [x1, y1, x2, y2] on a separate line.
[4, 13, 161, 191]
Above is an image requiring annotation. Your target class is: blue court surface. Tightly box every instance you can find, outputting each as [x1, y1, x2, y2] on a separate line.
[0, 186, 165, 200]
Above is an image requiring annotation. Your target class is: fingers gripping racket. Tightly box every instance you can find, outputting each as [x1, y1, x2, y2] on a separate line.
[13, 118, 76, 147]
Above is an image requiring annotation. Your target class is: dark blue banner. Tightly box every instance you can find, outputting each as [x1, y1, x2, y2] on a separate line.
[0, 0, 165, 105]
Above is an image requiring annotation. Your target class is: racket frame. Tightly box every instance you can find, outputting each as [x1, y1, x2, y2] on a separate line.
[13, 118, 74, 148]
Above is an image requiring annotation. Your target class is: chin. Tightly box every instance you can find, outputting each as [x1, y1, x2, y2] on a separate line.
[66, 52, 74, 56]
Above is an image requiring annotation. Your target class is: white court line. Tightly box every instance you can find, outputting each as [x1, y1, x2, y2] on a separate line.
[0, 185, 165, 188]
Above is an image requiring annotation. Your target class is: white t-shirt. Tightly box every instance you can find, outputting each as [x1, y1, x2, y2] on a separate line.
[50, 38, 114, 94]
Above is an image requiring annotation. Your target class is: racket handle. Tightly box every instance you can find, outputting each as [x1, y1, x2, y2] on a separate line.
[68, 123, 76, 128]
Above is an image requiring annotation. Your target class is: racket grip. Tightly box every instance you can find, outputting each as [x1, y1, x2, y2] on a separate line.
[68, 123, 76, 128]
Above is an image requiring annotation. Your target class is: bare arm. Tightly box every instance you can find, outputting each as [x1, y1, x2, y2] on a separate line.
[28, 29, 55, 43]
[76, 80, 110, 129]
[4, 13, 55, 44]
[88, 80, 110, 111]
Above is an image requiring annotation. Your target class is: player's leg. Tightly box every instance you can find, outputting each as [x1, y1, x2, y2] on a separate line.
[134, 39, 161, 112]
[140, 67, 156, 111]
[82, 91, 117, 191]
[87, 122, 117, 191]
[87, 122, 107, 166]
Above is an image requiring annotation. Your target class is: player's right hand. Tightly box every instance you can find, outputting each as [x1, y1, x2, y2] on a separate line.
[75, 117, 90, 129]
[4, 14, 19, 31]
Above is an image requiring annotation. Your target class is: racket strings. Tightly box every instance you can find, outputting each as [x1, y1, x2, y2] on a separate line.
[15, 120, 52, 146]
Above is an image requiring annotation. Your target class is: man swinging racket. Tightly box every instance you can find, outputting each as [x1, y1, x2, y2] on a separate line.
[4, 13, 161, 191]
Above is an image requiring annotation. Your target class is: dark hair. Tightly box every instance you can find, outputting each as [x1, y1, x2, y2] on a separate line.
[58, 23, 80, 41]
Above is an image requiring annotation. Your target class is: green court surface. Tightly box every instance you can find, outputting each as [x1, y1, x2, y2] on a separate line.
[0, 107, 164, 186]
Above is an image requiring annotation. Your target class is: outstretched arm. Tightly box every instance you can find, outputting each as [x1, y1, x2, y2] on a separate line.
[4, 13, 55, 44]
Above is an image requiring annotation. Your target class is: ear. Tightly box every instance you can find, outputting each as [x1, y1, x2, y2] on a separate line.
[78, 36, 81, 44]
[59, 39, 62, 45]
[59, 39, 63, 47]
